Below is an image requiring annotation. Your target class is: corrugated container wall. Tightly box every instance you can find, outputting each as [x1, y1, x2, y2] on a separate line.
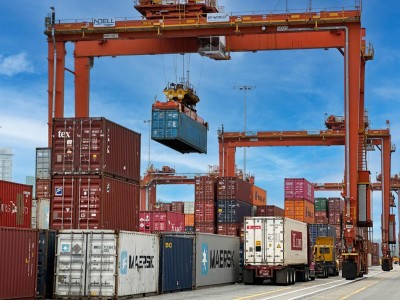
[217, 223, 241, 236]
[217, 200, 252, 223]
[389, 214, 396, 244]
[314, 198, 329, 212]
[159, 234, 195, 293]
[195, 233, 240, 287]
[250, 185, 267, 206]
[284, 178, 314, 203]
[52, 117, 141, 181]
[284, 199, 315, 224]
[184, 201, 195, 214]
[171, 201, 184, 213]
[55, 230, 159, 298]
[0, 227, 38, 300]
[36, 148, 51, 180]
[139, 211, 185, 233]
[36, 179, 51, 199]
[256, 205, 284, 217]
[195, 223, 216, 234]
[50, 175, 139, 231]
[34, 199, 50, 230]
[195, 176, 217, 201]
[0, 180, 33, 228]
[36, 230, 56, 299]
[217, 177, 251, 203]
[151, 109, 207, 154]
[195, 200, 215, 223]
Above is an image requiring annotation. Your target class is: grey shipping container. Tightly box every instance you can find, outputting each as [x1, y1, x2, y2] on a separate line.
[159, 234, 195, 293]
[37, 230, 56, 299]
[36, 148, 51, 180]
[151, 109, 207, 154]
[54, 230, 159, 298]
[0, 227, 38, 300]
[52, 117, 141, 181]
[195, 233, 240, 287]
[217, 200, 252, 223]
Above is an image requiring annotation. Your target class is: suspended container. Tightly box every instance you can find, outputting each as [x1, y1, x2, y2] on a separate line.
[54, 230, 159, 298]
[151, 102, 208, 154]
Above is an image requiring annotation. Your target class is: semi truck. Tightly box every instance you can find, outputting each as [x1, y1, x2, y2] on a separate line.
[243, 216, 316, 285]
[314, 236, 339, 277]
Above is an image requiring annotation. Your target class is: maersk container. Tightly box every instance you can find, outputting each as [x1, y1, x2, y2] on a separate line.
[195, 233, 240, 287]
[217, 200, 252, 223]
[0, 227, 38, 300]
[159, 234, 195, 293]
[37, 230, 56, 299]
[52, 117, 141, 181]
[36, 148, 51, 180]
[50, 175, 139, 231]
[0, 180, 33, 228]
[151, 109, 207, 154]
[55, 230, 159, 298]
[245, 217, 308, 266]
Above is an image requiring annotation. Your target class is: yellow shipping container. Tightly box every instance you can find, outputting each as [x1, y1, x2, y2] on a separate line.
[284, 199, 315, 224]
[185, 214, 195, 226]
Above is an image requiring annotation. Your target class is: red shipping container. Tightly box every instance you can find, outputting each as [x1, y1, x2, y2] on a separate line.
[217, 177, 251, 203]
[195, 176, 217, 201]
[250, 185, 267, 206]
[284, 178, 314, 203]
[52, 117, 141, 181]
[50, 175, 139, 231]
[139, 211, 185, 233]
[0, 180, 33, 228]
[217, 223, 240, 236]
[171, 201, 184, 213]
[152, 202, 172, 211]
[36, 178, 51, 199]
[256, 205, 284, 217]
[0, 227, 38, 299]
[315, 216, 329, 224]
[195, 200, 215, 223]
[315, 211, 328, 218]
[328, 211, 342, 225]
[195, 222, 216, 234]
[328, 197, 344, 212]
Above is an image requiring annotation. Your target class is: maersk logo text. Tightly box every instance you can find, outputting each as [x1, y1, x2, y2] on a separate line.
[201, 243, 209, 275]
[210, 250, 235, 269]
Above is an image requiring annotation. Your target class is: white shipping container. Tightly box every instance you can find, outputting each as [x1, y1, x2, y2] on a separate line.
[55, 230, 159, 298]
[37, 199, 50, 229]
[184, 201, 195, 214]
[31, 200, 37, 229]
[245, 217, 308, 266]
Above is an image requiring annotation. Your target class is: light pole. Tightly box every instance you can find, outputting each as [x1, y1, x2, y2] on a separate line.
[144, 120, 151, 169]
[234, 85, 255, 179]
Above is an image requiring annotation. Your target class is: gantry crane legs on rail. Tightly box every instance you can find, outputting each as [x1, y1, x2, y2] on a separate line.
[45, 3, 380, 278]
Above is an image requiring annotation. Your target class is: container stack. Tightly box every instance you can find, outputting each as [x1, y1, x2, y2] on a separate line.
[256, 205, 284, 217]
[284, 178, 315, 224]
[217, 177, 252, 236]
[328, 197, 344, 254]
[308, 224, 337, 247]
[184, 201, 195, 232]
[195, 176, 217, 233]
[33, 148, 51, 229]
[49, 117, 141, 231]
[371, 242, 380, 266]
[314, 197, 329, 224]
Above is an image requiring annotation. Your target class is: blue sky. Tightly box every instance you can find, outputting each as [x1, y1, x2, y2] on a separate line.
[1, 0, 399, 249]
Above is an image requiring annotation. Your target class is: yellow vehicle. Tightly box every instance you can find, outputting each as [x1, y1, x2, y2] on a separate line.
[314, 236, 339, 277]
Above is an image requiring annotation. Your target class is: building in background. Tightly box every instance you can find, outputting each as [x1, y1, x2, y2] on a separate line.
[0, 147, 13, 181]
[26, 175, 35, 197]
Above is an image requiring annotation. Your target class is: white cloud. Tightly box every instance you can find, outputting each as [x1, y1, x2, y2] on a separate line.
[373, 86, 400, 101]
[0, 52, 34, 77]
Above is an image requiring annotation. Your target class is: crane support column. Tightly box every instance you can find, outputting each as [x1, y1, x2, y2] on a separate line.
[74, 57, 91, 118]
[382, 136, 393, 270]
[47, 41, 66, 147]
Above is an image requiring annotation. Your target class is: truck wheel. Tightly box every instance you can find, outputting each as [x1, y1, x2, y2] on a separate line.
[276, 269, 289, 285]
[291, 269, 296, 285]
[305, 269, 309, 282]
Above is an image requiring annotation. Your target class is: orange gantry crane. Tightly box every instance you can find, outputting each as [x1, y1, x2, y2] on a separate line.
[218, 127, 393, 276]
[45, 1, 379, 278]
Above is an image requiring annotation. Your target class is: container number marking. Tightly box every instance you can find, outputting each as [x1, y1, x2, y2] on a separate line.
[277, 26, 289, 31]
[165, 242, 173, 248]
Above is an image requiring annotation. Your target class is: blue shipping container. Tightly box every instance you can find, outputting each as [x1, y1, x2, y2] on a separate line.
[151, 110, 207, 154]
[308, 224, 336, 247]
[37, 230, 56, 299]
[217, 200, 252, 223]
[159, 235, 194, 293]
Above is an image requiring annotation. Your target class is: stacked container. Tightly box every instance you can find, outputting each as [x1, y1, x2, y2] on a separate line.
[328, 197, 344, 255]
[217, 177, 252, 236]
[371, 242, 380, 266]
[139, 211, 185, 233]
[171, 201, 184, 213]
[50, 118, 140, 231]
[184, 201, 195, 232]
[0, 180, 33, 228]
[152, 202, 172, 211]
[250, 185, 267, 206]
[314, 197, 329, 224]
[256, 205, 284, 217]
[284, 178, 315, 224]
[195, 176, 217, 233]
[308, 224, 336, 247]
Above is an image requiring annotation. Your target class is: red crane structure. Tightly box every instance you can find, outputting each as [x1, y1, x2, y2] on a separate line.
[44, 1, 387, 278]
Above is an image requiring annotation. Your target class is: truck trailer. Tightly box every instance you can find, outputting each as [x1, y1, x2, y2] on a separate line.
[243, 216, 315, 285]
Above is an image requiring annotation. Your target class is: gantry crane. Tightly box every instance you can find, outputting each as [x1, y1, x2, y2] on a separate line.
[218, 127, 393, 276]
[45, 1, 379, 279]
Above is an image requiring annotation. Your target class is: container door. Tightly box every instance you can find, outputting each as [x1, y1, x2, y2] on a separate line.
[85, 232, 117, 297]
[266, 218, 284, 264]
[55, 231, 87, 297]
[37, 230, 56, 299]
[160, 236, 193, 293]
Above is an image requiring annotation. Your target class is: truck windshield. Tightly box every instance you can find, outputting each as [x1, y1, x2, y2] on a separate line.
[320, 247, 330, 254]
